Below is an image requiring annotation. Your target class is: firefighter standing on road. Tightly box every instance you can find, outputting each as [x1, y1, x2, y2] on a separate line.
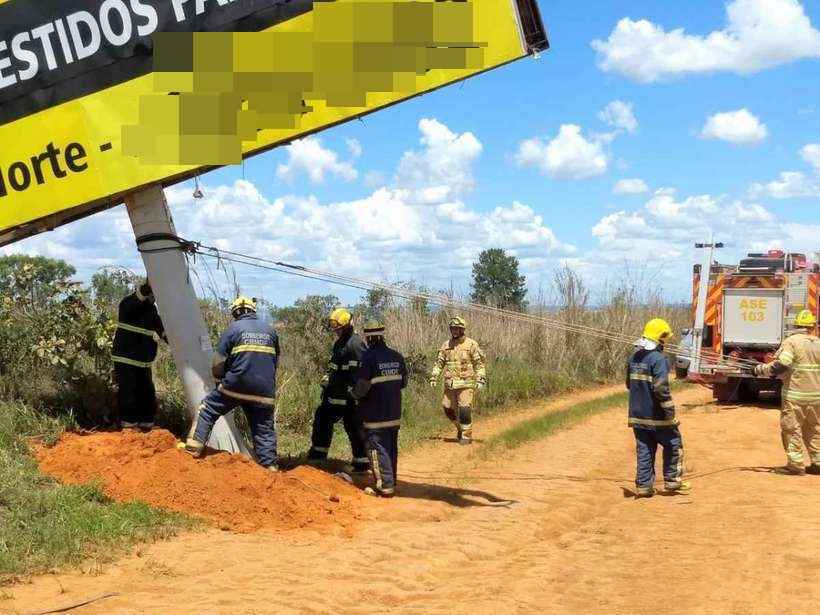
[185, 297, 280, 470]
[627, 319, 690, 497]
[429, 316, 486, 445]
[754, 309, 820, 475]
[352, 322, 408, 497]
[307, 308, 370, 473]
[112, 281, 166, 431]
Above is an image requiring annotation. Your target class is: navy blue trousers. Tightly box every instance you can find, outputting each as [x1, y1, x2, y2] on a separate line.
[308, 397, 368, 467]
[194, 389, 277, 468]
[114, 364, 157, 425]
[365, 427, 399, 495]
[633, 427, 684, 489]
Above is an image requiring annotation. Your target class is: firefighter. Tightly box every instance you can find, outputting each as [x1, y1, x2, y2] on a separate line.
[429, 316, 486, 445]
[753, 309, 820, 475]
[185, 297, 280, 470]
[306, 308, 370, 473]
[112, 281, 166, 430]
[627, 318, 690, 497]
[352, 322, 408, 497]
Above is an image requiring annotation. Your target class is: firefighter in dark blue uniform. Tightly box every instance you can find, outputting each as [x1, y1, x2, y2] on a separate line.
[627, 318, 690, 497]
[352, 322, 407, 497]
[185, 297, 280, 470]
[307, 308, 370, 473]
[111, 281, 166, 430]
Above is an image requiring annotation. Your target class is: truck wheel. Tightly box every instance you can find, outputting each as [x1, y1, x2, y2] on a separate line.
[737, 379, 758, 403]
[713, 382, 737, 403]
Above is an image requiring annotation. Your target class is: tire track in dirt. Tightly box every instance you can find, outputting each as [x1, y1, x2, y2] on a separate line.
[5, 385, 820, 614]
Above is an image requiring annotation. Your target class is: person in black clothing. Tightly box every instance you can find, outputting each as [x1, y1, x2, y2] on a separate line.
[111, 281, 165, 430]
[352, 321, 407, 497]
[307, 307, 370, 473]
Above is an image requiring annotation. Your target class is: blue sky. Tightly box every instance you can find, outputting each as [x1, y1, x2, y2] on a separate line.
[6, 0, 819, 306]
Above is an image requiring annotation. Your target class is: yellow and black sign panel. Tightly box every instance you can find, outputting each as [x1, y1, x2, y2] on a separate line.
[0, 0, 546, 246]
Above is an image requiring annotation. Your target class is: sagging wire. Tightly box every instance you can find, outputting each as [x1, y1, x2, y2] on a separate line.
[188, 242, 759, 374]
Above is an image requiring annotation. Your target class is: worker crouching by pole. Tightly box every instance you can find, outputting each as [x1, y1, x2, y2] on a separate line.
[185, 297, 280, 470]
[429, 316, 486, 445]
[753, 310, 820, 475]
[352, 322, 408, 497]
[112, 281, 166, 431]
[627, 319, 690, 497]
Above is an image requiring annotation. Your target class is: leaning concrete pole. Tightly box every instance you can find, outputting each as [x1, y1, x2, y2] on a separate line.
[125, 185, 250, 456]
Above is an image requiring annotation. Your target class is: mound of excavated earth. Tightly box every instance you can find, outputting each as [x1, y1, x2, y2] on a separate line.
[35, 429, 365, 533]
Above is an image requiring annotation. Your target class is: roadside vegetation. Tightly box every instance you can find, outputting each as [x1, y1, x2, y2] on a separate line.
[0, 251, 688, 580]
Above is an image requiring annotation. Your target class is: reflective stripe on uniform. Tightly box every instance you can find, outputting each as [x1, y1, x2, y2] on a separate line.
[218, 385, 275, 406]
[779, 351, 795, 366]
[793, 364, 820, 372]
[364, 419, 401, 429]
[629, 373, 652, 382]
[784, 389, 820, 402]
[660, 400, 675, 409]
[328, 363, 339, 371]
[311, 446, 329, 453]
[340, 360, 359, 371]
[371, 374, 403, 384]
[117, 322, 155, 337]
[353, 457, 369, 464]
[628, 417, 679, 427]
[112, 355, 153, 368]
[328, 398, 348, 406]
[231, 344, 276, 355]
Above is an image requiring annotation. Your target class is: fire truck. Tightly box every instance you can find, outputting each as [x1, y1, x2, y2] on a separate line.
[686, 247, 820, 402]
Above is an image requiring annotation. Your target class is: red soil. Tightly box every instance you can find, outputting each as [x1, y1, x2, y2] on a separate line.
[35, 429, 365, 533]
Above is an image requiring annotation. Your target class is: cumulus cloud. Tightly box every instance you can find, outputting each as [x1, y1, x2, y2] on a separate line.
[801, 143, 820, 170]
[276, 137, 358, 184]
[346, 138, 363, 158]
[515, 124, 608, 180]
[613, 178, 649, 195]
[592, 0, 820, 82]
[599, 100, 638, 133]
[586, 188, 815, 296]
[749, 171, 820, 199]
[700, 109, 768, 145]
[395, 118, 482, 200]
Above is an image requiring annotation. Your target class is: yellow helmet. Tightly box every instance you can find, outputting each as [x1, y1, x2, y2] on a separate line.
[329, 307, 352, 330]
[795, 309, 817, 328]
[449, 316, 467, 329]
[230, 296, 257, 316]
[642, 318, 673, 343]
[363, 321, 386, 339]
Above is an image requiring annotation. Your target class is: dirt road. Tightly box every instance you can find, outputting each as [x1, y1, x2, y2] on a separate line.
[6, 386, 820, 614]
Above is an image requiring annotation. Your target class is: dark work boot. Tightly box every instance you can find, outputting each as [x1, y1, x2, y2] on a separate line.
[805, 465, 820, 475]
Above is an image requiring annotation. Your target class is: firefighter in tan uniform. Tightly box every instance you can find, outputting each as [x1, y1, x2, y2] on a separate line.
[754, 310, 820, 475]
[429, 317, 486, 445]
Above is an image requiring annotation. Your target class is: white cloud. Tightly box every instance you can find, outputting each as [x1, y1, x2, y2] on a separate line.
[276, 137, 358, 184]
[346, 138, 363, 158]
[592, 0, 820, 82]
[700, 109, 768, 145]
[515, 124, 608, 180]
[395, 118, 482, 200]
[613, 178, 649, 195]
[749, 171, 820, 199]
[800, 143, 820, 170]
[599, 100, 638, 133]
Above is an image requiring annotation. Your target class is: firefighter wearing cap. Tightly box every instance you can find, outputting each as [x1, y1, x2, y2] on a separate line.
[352, 322, 408, 497]
[185, 297, 280, 470]
[627, 318, 690, 497]
[754, 309, 820, 475]
[112, 281, 166, 430]
[307, 308, 370, 472]
[429, 316, 486, 445]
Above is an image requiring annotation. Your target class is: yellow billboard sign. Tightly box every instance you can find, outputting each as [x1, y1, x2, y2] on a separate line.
[0, 0, 547, 246]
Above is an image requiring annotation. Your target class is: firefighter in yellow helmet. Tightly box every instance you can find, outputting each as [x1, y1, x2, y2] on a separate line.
[754, 309, 820, 475]
[429, 316, 486, 445]
[627, 318, 690, 497]
[307, 307, 370, 472]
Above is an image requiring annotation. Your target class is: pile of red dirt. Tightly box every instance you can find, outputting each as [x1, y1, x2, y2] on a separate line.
[35, 429, 365, 533]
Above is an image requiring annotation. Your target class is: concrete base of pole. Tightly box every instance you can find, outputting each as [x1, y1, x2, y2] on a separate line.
[125, 185, 250, 456]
